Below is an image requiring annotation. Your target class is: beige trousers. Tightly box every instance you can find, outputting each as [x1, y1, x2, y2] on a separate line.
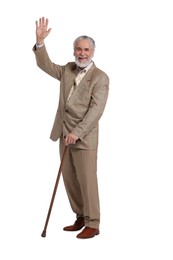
[60, 138, 100, 229]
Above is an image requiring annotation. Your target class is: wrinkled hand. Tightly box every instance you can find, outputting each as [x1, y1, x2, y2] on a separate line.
[64, 133, 79, 146]
[35, 17, 51, 44]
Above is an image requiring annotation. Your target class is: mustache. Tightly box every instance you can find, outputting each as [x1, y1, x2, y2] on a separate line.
[78, 56, 87, 58]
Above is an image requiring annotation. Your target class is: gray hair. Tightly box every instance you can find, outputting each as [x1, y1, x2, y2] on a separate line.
[73, 35, 96, 50]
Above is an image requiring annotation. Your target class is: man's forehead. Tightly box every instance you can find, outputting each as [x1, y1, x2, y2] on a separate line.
[76, 39, 92, 48]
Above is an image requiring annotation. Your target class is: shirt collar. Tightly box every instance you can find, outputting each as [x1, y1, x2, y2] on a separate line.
[78, 61, 93, 73]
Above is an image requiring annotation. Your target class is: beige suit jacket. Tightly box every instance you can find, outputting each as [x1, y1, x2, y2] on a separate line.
[33, 45, 109, 149]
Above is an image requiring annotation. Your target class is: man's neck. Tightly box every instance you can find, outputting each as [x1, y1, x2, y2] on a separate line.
[77, 61, 93, 72]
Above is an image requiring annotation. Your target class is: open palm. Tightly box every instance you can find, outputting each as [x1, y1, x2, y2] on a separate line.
[36, 17, 51, 43]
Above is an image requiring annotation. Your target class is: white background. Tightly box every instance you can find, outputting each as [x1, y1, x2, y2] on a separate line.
[0, 0, 173, 259]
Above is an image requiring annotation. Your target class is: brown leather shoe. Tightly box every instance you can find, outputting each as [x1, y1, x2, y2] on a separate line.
[76, 227, 99, 239]
[63, 217, 85, 231]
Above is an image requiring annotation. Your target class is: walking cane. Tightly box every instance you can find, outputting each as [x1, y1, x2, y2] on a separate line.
[41, 145, 68, 238]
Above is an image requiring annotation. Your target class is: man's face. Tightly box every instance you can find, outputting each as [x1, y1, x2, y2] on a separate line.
[74, 39, 94, 68]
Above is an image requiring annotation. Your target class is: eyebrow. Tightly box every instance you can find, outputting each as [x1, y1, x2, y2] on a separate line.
[76, 47, 90, 51]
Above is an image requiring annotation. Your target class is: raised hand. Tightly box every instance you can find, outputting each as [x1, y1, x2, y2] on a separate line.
[35, 17, 51, 44]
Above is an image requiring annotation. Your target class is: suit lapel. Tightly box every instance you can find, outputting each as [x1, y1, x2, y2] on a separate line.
[65, 67, 78, 101]
[65, 63, 96, 103]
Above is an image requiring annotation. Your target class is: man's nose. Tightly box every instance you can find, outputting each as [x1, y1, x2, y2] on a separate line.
[80, 49, 86, 55]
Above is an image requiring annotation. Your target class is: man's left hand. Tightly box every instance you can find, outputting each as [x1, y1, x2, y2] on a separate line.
[64, 133, 79, 146]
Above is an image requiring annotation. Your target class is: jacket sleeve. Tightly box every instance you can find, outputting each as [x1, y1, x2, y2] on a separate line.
[32, 44, 64, 80]
[72, 73, 109, 140]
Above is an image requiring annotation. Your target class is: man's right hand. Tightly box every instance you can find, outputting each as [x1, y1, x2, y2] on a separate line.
[35, 17, 51, 45]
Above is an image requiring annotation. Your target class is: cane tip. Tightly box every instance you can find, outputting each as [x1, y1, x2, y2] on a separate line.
[41, 230, 46, 237]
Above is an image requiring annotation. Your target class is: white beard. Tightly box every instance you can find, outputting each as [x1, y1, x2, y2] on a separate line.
[75, 57, 92, 68]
